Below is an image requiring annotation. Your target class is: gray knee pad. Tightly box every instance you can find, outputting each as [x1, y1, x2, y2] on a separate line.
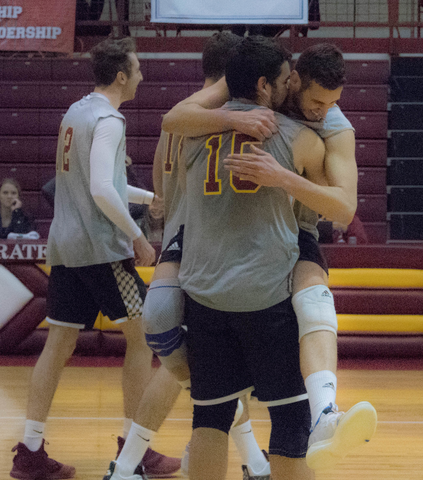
[143, 278, 187, 370]
[292, 285, 338, 341]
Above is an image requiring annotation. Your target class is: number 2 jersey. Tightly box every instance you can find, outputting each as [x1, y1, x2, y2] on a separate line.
[47, 93, 133, 267]
[179, 101, 306, 312]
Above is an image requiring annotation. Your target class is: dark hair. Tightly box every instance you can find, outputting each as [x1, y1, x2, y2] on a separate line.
[1, 178, 21, 197]
[295, 43, 346, 91]
[90, 37, 136, 87]
[201, 32, 243, 81]
[225, 36, 292, 101]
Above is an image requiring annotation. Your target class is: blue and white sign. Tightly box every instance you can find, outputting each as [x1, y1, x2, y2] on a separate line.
[151, 0, 308, 24]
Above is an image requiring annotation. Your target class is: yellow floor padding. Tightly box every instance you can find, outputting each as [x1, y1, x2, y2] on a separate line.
[328, 268, 423, 289]
[35, 266, 423, 333]
[338, 314, 423, 333]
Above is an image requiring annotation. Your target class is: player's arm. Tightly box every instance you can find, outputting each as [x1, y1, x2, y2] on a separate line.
[161, 77, 277, 141]
[152, 130, 167, 199]
[321, 129, 358, 224]
[90, 117, 155, 265]
[292, 128, 355, 224]
[223, 128, 353, 224]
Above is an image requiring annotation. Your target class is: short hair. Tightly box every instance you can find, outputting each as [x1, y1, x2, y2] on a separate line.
[295, 43, 347, 91]
[1, 178, 21, 196]
[90, 37, 137, 87]
[225, 36, 292, 101]
[201, 32, 243, 82]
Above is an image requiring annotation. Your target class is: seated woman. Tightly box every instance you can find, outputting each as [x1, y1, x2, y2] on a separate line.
[0, 178, 34, 239]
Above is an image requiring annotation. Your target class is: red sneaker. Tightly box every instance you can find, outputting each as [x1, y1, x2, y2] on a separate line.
[117, 436, 181, 478]
[10, 440, 75, 480]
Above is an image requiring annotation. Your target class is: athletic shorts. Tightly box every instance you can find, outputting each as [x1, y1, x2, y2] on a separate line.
[298, 228, 329, 275]
[184, 294, 308, 406]
[46, 258, 147, 330]
[157, 224, 184, 265]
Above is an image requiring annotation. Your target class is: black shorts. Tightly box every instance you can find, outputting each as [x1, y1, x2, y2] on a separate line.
[298, 228, 329, 275]
[46, 258, 147, 330]
[184, 294, 308, 406]
[157, 224, 184, 265]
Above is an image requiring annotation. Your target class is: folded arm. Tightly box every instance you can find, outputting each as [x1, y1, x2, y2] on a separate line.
[223, 127, 355, 224]
[162, 77, 278, 141]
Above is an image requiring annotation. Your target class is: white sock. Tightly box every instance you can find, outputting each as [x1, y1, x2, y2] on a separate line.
[178, 378, 191, 389]
[123, 418, 132, 439]
[116, 422, 155, 477]
[305, 370, 337, 427]
[23, 420, 45, 452]
[230, 420, 269, 474]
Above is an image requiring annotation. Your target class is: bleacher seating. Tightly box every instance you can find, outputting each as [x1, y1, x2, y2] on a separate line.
[0, 57, 390, 241]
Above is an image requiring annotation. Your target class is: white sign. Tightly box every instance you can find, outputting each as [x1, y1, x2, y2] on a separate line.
[151, 0, 308, 24]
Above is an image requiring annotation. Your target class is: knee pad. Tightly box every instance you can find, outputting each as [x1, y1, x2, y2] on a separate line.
[268, 400, 311, 458]
[193, 399, 238, 434]
[292, 285, 337, 341]
[143, 278, 187, 369]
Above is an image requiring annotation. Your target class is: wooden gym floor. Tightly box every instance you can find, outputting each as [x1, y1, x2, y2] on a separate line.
[1, 363, 423, 480]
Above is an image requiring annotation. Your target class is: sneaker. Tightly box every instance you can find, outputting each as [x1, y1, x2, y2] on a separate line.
[103, 461, 147, 480]
[241, 450, 271, 480]
[10, 440, 75, 480]
[180, 442, 190, 477]
[116, 437, 181, 478]
[306, 401, 377, 471]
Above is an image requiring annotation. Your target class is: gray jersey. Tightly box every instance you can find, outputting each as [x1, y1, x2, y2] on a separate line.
[179, 101, 305, 312]
[47, 93, 133, 267]
[293, 104, 355, 238]
[160, 130, 187, 249]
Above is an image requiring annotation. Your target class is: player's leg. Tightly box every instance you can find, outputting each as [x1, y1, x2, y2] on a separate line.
[100, 259, 181, 479]
[143, 226, 191, 385]
[291, 230, 377, 471]
[267, 402, 314, 480]
[230, 396, 271, 479]
[11, 265, 98, 480]
[238, 297, 314, 480]
[184, 296, 255, 480]
[120, 318, 154, 426]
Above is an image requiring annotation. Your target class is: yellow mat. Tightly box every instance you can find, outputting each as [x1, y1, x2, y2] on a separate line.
[328, 269, 423, 289]
[338, 314, 423, 333]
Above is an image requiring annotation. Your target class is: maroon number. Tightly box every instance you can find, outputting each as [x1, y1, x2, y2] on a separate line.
[230, 133, 261, 193]
[204, 135, 222, 194]
[62, 127, 73, 172]
[164, 133, 174, 173]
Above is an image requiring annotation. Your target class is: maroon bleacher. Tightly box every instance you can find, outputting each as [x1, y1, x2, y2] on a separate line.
[0, 57, 390, 241]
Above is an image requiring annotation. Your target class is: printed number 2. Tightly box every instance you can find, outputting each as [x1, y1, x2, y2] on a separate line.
[204, 132, 261, 195]
[62, 127, 73, 172]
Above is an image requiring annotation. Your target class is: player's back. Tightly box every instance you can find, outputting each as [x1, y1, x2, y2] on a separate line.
[47, 94, 132, 268]
[179, 101, 305, 312]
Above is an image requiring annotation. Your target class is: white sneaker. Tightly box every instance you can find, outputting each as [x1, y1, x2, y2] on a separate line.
[102, 461, 147, 480]
[180, 442, 190, 477]
[306, 402, 377, 471]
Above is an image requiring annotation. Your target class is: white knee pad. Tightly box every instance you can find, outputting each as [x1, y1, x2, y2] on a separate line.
[142, 278, 187, 370]
[292, 285, 337, 341]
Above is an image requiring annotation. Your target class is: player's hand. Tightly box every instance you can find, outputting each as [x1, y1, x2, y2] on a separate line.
[223, 144, 285, 187]
[133, 234, 156, 266]
[226, 108, 278, 141]
[149, 195, 164, 219]
[11, 199, 22, 211]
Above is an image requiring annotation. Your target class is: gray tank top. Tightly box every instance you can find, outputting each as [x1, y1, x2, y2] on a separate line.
[293, 104, 355, 238]
[47, 93, 133, 267]
[160, 130, 187, 249]
[179, 101, 305, 312]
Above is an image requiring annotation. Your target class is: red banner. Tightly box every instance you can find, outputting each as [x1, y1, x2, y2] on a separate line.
[0, 0, 77, 53]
